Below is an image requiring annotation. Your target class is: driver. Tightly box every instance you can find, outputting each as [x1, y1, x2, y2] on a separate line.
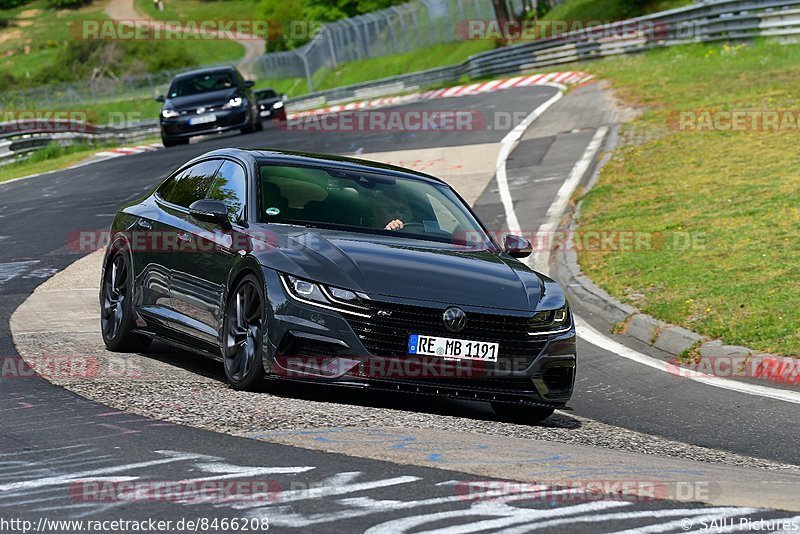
[372, 191, 410, 231]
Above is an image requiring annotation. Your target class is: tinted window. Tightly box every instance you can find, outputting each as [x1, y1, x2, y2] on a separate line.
[258, 164, 492, 248]
[207, 161, 247, 223]
[159, 160, 222, 208]
[168, 71, 236, 98]
[255, 89, 277, 99]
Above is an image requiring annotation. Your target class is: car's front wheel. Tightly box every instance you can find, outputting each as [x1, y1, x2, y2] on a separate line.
[100, 251, 151, 353]
[161, 135, 188, 148]
[222, 274, 267, 390]
[491, 402, 555, 424]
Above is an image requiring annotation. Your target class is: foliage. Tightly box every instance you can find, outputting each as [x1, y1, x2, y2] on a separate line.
[256, 0, 405, 51]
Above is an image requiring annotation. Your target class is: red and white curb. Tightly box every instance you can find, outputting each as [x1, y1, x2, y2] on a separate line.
[287, 71, 593, 119]
[84, 72, 592, 162]
[94, 143, 163, 159]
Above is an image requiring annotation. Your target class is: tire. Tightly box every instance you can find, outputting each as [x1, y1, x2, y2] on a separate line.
[100, 251, 151, 353]
[161, 136, 187, 148]
[491, 402, 555, 424]
[221, 274, 267, 390]
[240, 112, 257, 134]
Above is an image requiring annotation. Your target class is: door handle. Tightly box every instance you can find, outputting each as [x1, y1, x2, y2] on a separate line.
[176, 232, 192, 243]
[136, 219, 152, 230]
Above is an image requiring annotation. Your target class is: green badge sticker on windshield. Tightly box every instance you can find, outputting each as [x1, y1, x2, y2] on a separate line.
[265, 207, 281, 216]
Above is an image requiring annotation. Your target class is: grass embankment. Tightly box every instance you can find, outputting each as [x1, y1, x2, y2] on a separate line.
[541, 0, 691, 21]
[0, 138, 157, 183]
[576, 41, 800, 355]
[0, 0, 244, 88]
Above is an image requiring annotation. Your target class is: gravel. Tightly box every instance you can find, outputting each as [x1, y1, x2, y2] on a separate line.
[18, 330, 799, 474]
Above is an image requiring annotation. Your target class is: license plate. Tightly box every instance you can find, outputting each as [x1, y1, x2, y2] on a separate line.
[189, 114, 216, 125]
[408, 334, 498, 362]
[260, 110, 271, 117]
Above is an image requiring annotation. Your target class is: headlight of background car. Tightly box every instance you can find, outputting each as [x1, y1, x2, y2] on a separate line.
[223, 97, 243, 109]
[273, 101, 284, 109]
[283, 274, 363, 308]
[528, 305, 571, 334]
[161, 108, 180, 119]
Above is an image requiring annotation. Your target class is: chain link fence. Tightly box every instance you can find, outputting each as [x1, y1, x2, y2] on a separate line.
[0, 0, 521, 110]
[252, 0, 509, 90]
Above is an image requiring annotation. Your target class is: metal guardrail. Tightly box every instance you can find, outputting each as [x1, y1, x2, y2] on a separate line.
[5, 0, 800, 152]
[284, 0, 800, 110]
[0, 120, 159, 162]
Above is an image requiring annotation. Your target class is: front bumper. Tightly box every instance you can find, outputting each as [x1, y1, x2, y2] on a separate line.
[259, 106, 287, 121]
[160, 108, 249, 139]
[261, 270, 576, 408]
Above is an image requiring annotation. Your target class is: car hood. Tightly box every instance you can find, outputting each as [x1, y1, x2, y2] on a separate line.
[165, 88, 239, 111]
[249, 225, 555, 311]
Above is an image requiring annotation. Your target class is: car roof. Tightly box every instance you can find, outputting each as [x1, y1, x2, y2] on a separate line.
[173, 65, 238, 80]
[201, 148, 448, 186]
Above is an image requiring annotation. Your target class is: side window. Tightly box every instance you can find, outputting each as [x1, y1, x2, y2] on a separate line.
[207, 161, 247, 223]
[426, 193, 460, 233]
[158, 160, 222, 208]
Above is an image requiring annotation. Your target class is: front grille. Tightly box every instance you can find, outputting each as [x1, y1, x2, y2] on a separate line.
[347, 301, 550, 370]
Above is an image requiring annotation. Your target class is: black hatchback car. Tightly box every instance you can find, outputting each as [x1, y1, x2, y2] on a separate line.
[157, 66, 262, 147]
[100, 149, 576, 422]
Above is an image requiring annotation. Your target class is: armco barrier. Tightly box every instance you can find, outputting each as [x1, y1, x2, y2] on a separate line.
[5, 0, 800, 143]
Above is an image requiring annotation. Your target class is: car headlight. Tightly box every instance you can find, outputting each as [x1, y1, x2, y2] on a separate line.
[273, 101, 284, 109]
[528, 305, 571, 334]
[282, 274, 366, 311]
[161, 108, 180, 119]
[223, 97, 243, 109]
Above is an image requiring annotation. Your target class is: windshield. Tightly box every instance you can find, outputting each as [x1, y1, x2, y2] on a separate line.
[259, 164, 494, 249]
[255, 89, 277, 99]
[168, 71, 236, 98]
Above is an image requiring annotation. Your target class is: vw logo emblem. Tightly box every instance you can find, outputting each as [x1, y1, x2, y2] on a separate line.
[196, 106, 206, 114]
[443, 307, 466, 332]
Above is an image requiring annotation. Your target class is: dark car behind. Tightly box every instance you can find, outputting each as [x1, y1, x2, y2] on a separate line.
[157, 66, 262, 147]
[254, 88, 287, 122]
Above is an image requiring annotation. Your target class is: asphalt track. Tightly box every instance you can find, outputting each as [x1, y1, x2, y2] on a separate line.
[1, 85, 799, 530]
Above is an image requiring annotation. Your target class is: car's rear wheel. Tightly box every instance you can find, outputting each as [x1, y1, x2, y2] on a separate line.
[491, 402, 555, 424]
[101, 251, 151, 353]
[222, 274, 267, 390]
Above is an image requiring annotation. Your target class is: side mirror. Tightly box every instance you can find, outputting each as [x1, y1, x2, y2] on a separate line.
[503, 234, 532, 258]
[155, 95, 165, 103]
[189, 200, 230, 227]
[244, 80, 255, 88]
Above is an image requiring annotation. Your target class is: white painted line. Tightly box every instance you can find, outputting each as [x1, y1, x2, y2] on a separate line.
[495, 86, 565, 234]
[529, 126, 607, 274]
[577, 316, 800, 405]
[494, 94, 800, 405]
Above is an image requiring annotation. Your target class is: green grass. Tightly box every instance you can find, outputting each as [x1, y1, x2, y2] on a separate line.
[0, 140, 153, 183]
[575, 40, 800, 356]
[0, 0, 105, 79]
[135, 0, 257, 23]
[0, 0, 244, 85]
[542, 0, 691, 21]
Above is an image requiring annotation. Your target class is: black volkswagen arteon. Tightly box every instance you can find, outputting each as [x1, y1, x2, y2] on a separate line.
[100, 149, 576, 422]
